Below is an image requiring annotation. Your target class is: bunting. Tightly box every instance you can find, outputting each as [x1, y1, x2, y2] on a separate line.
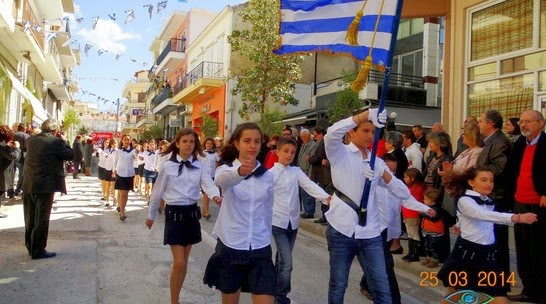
[143, 4, 154, 19]
[124, 9, 135, 24]
[62, 38, 78, 47]
[92, 16, 99, 29]
[45, 32, 58, 43]
[108, 13, 116, 21]
[84, 44, 93, 56]
[157, 0, 168, 13]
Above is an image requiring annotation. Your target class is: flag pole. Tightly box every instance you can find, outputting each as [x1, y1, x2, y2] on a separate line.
[359, 0, 405, 226]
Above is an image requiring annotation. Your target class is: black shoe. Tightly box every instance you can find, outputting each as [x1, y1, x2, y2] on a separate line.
[116, 207, 120, 212]
[32, 250, 57, 260]
[314, 217, 327, 224]
[507, 293, 542, 303]
[73, 176, 81, 179]
[300, 213, 314, 219]
[360, 288, 373, 300]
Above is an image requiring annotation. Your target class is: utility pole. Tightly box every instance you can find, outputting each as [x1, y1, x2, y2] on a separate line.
[115, 98, 120, 137]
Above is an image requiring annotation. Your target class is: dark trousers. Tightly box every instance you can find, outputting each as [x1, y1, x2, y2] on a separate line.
[423, 233, 442, 260]
[23, 192, 55, 257]
[359, 229, 401, 304]
[73, 161, 81, 177]
[514, 202, 546, 298]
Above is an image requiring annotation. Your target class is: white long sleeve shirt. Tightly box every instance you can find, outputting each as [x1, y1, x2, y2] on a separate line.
[100, 148, 116, 171]
[458, 190, 513, 245]
[404, 142, 423, 172]
[199, 150, 219, 178]
[114, 147, 136, 177]
[213, 159, 274, 250]
[324, 117, 408, 239]
[147, 154, 219, 221]
[270, 163, 329, 230]
[142, 150, 157, 171]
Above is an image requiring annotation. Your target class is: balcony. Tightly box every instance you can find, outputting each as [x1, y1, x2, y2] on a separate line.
[368, 70, 424, 89]
[135, 114, 155, 129]
[21, 0, 44, 51]
[154, 38, 186, 74]
[151, 86, 179, 115]
[172, 61, 224, 104]
[0, 0, 16, 32]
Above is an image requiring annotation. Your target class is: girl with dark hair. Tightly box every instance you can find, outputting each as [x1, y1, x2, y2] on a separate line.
[112, 134, 136, 221]
[146, 128, 221, 304]
[204, 122, 276, 304]
[438, 166, 537, 303]
[199, 137, 219, 220]
[0, 125, 20, 218]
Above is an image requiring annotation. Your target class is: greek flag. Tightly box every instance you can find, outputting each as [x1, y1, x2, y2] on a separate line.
[274, 0, 399, 65]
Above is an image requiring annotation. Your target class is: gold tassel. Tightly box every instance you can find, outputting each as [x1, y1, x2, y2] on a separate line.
[345, 9, 364, 45]
[351, 56, 373, 92]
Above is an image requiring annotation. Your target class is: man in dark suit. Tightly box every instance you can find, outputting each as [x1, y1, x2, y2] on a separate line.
[506, 110, 546, 303]
[72, 135, 84, 179]
[309, 126, 331, 225]
[476, 109, 513, 280]
[23, 119, 74, 259]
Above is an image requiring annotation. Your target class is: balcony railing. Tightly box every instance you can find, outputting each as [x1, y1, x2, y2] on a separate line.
[136, 113, 154, 124]
[172, 61, 223, 96]
[22, 0, 44, 50]
[48, 38, 63, 76]
[151, 86, 172, 108]
[156, 38, 186, 66]
[368, 70, 424, 89]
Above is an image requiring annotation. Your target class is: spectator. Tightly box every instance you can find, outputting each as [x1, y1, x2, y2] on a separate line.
[72, 135, 84, 179]
[384, 131, 408, 180]
[412, 124, 428, 154]
[23, 119, 74, 259]
[401, 129, 423, 172]
[506, 110, 546, 303]
[83, 137, 94, 176]
[309, 126, 332, 225]
[454, 116, 477, 157]
[10, 123, 29, 197]
[298, 128, 318, 219]
[505, 117, 522, 143]
[0, 125, 21, 218]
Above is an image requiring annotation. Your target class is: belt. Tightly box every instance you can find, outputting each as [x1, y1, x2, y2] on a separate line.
[334, 188, 359, 213]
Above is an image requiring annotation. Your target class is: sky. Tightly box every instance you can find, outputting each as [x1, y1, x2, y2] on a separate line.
[70, 0, 246, 113]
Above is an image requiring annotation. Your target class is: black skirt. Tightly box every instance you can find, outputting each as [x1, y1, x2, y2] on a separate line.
[164, 204, 202, 246]
[438, 236, 509, 297]
[97, 167, 105, 180]
[114, 175, 134, 190]
[203, 239, 275, 295]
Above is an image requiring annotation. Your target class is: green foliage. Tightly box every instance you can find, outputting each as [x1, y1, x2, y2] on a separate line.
[327, 71, 362, 123]
[258, 108, 286, 137]
[228, 0, 305, 120]
[64, 108, 80, 129]
[78, 126, 88, 135]
[140, 125, 164, 141]
[201, 115, 220, 139]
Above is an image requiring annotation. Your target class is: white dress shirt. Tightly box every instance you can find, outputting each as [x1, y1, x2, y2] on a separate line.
[199, 150, 219, 178]
[155, 152, 171, 172]
[114, 147, 136, 177]
[142, 150, 157, 171]
[97, 148, 106, 168]
[147, 154, 219, 221]
[458, 190, 513, 245]
[376, 171, 430, 241]
[213, 159, 274, 250]
[100, 148, 116, 171]
[270, 163, 329, 230]
[324, 117, 407, 239]
[404, 142, 423, 172]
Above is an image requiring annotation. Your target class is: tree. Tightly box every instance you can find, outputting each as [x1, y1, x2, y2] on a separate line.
[63, 108, 80, 131]
[78, 126, 88, 135]
[258, 108, 285, 137]
[327, 71, 363, 123]
[201, 115, 220, 139]
[228, 0, 305, 120]
[140, 125, 163, 141]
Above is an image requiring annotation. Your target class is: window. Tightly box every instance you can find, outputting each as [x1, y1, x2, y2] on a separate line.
[470, 0, 533, 61]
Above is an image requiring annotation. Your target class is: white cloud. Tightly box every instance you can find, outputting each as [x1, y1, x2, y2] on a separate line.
[76, 19, 141, 54]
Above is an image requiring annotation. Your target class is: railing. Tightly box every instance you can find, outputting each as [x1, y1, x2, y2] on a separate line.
[172, 61, 223, 96]
[368, 70, 424, 89]
[156, 38, 186, 66]
[48, 39, 63, 77]
[22, 0, 44, 50]
[150, 86, 172, 108]
[136, 113, 154, 124]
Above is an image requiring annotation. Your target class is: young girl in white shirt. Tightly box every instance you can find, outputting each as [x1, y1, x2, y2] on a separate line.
[199, 137, 219, 220]
[112, 134, 136, 221]
[438, 166, 537, 303]
[203, 122, 275, 304]
[145, 128, 221, 304]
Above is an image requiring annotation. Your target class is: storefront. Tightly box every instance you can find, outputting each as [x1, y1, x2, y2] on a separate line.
[191, 85, 226, 138]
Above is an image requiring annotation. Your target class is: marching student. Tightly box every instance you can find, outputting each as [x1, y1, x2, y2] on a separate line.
[142, 140, 158, 202]
[438, 166, 537, 303]
[146, 128, 221, 304]
[203, 122, 275, 304]
[199, 137, 220, 220]
[112, 134, 136, 221]
[97, 139, 110, 202]
[269, 137, 330, 304]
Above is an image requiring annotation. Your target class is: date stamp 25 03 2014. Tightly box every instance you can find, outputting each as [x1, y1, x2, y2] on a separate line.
[419, 271, 516, 288]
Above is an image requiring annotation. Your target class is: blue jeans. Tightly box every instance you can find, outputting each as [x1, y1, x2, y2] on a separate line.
[272, 224, 298, 304]
[299, 187, 315, 216]
[326, 225, 391, 304]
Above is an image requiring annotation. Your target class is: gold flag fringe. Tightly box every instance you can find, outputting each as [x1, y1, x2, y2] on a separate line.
[345, 1, 368, 45]
[351, 56, 372, 92]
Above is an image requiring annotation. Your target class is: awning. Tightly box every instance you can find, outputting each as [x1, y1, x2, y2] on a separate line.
[6, 69, 48, 123]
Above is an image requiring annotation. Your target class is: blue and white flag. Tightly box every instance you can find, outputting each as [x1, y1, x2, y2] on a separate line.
[45, 32, 58, 43]
[157, 0, 168, 13]
[274, 0, 399, 65]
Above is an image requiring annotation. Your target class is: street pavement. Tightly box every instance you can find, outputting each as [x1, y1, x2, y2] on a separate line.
[0, 173, 523, 303]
